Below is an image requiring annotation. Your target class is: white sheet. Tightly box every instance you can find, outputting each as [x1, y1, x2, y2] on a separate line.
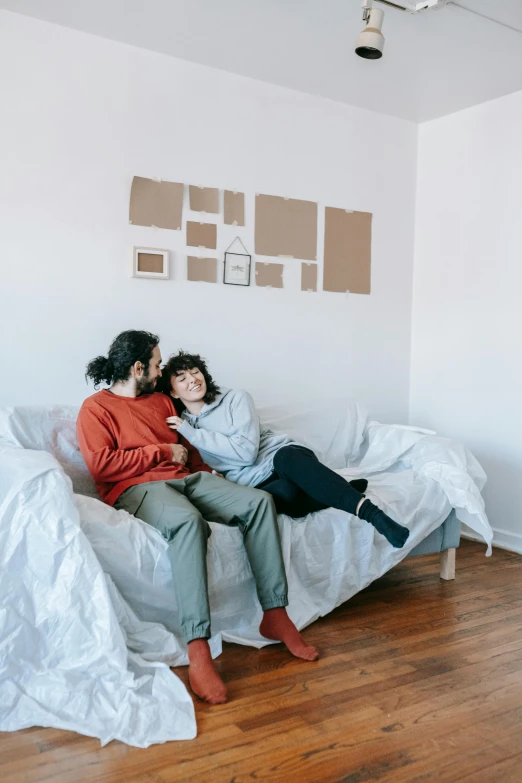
[0, 448, 196, 747]
[0, 400, 492, 747]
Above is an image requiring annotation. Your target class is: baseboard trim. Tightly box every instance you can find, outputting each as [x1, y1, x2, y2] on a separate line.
[462, 526, 522, 555]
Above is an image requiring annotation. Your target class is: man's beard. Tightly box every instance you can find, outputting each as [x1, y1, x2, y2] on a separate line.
[136, 374, 157, 395]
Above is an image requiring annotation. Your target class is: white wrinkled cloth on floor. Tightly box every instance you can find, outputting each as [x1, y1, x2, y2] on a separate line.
[0, 400, 492, 746]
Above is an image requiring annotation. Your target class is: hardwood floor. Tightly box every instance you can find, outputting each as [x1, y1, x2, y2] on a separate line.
[2, 539, 522, 783]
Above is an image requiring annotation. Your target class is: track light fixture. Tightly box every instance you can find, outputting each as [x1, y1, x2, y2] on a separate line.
[356, 1, 385, 60]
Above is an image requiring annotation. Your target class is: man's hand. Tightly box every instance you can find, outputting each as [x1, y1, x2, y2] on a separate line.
[166, 416, 184, 431]
[169, 443, 188, 465]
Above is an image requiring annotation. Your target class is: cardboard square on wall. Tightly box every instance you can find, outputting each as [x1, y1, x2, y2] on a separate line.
[301, 263, 317, 292]
[186, 221, 217, 250]
[129, 176, 183, 230]
[189, 186, 219, 213]
[187, 256, 217, 283]
[255, 194, 317, 261]
[323, 208, 372, 295]
[224, 191, 245, 226]
[255, 262, 283, 288]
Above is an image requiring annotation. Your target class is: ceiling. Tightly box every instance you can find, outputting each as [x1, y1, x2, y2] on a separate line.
[2, 0, 522, 122]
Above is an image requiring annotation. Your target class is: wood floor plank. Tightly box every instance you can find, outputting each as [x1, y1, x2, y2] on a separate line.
[177, 677, 522, 783]
[455, 752, 522, 783]
[2, 540, 521, 783]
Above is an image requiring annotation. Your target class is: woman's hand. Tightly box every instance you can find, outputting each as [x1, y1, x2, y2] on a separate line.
[166, 416, 184, 431]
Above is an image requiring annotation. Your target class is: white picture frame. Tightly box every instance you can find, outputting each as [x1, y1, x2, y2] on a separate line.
[132, 247, 170, 279]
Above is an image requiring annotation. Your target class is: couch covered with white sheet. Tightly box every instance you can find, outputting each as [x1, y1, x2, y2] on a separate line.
[0, 400, 492, 747]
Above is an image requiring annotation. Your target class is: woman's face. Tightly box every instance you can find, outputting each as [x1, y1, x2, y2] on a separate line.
[170, 367, 207, 404]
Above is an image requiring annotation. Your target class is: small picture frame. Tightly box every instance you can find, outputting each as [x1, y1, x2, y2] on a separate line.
[223, 252, 251, 286]
[132, 247, 170, 279]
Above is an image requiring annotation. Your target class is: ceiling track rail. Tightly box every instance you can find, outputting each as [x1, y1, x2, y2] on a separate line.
[375, 0, 412, 10]
[373, 0, 522, 34]
[451, 2, 522, 35]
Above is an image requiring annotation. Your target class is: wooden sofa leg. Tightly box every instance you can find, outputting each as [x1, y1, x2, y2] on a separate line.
[440, 548, 456, 580]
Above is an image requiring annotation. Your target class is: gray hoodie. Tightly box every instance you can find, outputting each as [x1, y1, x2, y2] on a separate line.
[176, 388, 294, 487]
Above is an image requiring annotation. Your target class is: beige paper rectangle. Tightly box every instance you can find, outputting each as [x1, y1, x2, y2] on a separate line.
[129, 176, 183, 230]
[224, 191, 245, 226]
[137, 252, 164, 274]
[323, 208, 372, 295]
[189, 186, 219, 213]
[186, 221, 217, 250]
[255, 262, 283, 288]
[255, 194, 317, 261]
[187, 256, 217, 283]
[301, 263, 317, 292]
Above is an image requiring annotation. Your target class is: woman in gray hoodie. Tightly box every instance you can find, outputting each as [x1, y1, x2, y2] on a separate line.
[159, 352, 409, 549]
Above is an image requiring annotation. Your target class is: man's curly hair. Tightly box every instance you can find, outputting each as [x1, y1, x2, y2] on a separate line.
[159, 351, 221, 411]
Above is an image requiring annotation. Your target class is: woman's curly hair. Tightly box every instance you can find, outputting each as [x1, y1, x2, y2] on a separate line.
[158, 351, 221, 411]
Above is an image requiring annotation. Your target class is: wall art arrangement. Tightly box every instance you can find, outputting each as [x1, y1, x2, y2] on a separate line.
[128, 175, 372, 295]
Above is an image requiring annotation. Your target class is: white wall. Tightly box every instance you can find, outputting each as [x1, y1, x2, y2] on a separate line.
[0, 12, 417, 421]
[411, 91, 522, 551]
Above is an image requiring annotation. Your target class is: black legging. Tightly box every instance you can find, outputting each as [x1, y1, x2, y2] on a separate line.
[256, 444, 364, 519]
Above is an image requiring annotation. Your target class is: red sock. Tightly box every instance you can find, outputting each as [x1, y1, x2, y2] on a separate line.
[259, 608, 319, 661]
[187, 639, 228, 704]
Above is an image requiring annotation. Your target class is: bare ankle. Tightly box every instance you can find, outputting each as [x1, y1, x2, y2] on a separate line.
[260, 608, 319, 661]
[188, 638, 211, 659]
[187, 639, 228, 704]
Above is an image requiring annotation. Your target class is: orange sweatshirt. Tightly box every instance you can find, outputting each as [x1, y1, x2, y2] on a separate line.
[77, 389, 212, 505]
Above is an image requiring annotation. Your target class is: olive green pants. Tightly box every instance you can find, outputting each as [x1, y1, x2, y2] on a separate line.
[115, 472, 288, 642]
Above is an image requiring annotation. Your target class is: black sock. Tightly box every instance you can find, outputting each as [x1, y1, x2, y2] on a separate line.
[349, 479, 368, 494]
[357, 499, 409, 548]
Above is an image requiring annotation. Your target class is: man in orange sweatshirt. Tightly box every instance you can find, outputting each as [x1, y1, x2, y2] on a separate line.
[77, 330, 318, 704]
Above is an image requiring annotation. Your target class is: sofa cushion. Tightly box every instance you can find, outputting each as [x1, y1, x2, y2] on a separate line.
[0, 397, 367, 497]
